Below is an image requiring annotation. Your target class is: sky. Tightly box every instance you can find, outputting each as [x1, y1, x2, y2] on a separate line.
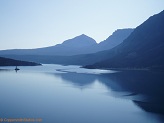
[0, 0, 164, 50]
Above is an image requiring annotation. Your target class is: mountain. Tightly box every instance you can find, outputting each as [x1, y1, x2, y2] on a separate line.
[95, 29, 134, 52]
[79, 29, 133, 53]
[0, 29, 133, 57]
[0, 51, 111, 66]
[0, 57, 41, 66]
[0, 34, 97, 56]
[62, 34, 97, 48]
[84, 10, 164, 69]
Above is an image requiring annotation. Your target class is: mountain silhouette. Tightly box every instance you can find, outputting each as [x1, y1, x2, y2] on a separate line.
[0, 29, 133, 57]
[85, 10, 164, 69]
[95, 29, 133, 52]
[62, 34, 97, 48]
[0, 34, 97, 56]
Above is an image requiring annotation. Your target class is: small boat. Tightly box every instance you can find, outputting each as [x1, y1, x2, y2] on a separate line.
[15, 66, 20, 71]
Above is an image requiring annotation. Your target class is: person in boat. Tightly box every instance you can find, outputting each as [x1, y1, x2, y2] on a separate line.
[15, 66, 20, 71]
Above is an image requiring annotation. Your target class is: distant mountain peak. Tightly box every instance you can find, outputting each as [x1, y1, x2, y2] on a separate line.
[79, 34, 88, 37]
[62, 34, 97, 47]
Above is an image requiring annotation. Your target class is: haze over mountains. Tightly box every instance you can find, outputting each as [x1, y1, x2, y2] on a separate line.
[0, 29, 133, 56]
[0, 10, 164, 69]
[95, 29, 134, 51]
[85, 10, 164, 69]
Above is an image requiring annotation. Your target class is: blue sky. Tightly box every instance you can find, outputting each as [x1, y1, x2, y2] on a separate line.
[0, 0, 164, 50]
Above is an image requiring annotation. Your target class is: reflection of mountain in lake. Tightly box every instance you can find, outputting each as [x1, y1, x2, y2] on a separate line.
[103, 70, 164, 114]
[55, 70, 164, 115]
[134, 101, 164, 114]
[55, 72, 96, 87]
[105, 70, 164, 100]
[55, 72, 122, 91]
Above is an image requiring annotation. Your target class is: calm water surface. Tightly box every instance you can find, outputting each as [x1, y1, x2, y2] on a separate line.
[0, 64, 164, 123]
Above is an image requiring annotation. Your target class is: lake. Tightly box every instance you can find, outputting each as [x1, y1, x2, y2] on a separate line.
[0, 64, 164, 123]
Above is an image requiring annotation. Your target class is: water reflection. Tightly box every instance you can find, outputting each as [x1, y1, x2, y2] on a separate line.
[104, 70, 164, 114]
[0, 65, 164, 123]
[55, 72, 96, 87]
[55, 70, 164, 115]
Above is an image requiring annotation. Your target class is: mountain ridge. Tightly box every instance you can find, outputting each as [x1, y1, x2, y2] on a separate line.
[0, 29, 133, 56]
[84, 10, 164, 69]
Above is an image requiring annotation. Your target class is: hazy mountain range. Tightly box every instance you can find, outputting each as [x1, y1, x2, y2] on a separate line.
[0, 10, 164, 69]
[0, 29, 133, 56]
[0, 28, 133, 66]
[85, 10, 164, 69]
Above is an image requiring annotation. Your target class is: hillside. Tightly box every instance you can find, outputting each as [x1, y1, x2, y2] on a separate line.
[0, 29, 133, 57]
[84, 10, 164, 69]
[0, 57, 41, 66]
[0, 34, 97, 56]
[96, 29, 133, 51]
